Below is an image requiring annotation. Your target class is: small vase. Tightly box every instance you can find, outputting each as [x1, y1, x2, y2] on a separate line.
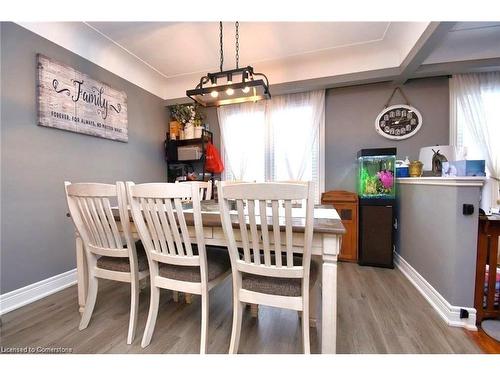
[184, 123, 194, 139]
[194, 127, 203, 139]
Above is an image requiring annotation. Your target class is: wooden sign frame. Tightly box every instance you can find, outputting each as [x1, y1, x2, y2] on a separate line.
[37, 54, 128, 142]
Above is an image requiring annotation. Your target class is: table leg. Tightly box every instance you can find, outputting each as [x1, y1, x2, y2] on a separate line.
[309, 255, 322, 328]
[321, 234, 340, 354]
[75, 233, 87, 314]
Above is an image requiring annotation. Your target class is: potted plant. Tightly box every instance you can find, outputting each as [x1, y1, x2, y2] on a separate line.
[170, 104, 204, 140]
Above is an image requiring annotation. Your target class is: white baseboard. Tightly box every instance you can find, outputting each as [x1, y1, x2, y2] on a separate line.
[394, 252, 477, 331]
[0, 269, 77, 315]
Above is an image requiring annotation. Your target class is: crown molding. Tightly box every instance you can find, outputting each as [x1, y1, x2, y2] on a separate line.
[16, 22, 168, 99]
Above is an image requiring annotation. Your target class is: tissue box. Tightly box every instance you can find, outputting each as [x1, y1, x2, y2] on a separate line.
[444, 160, 485, 177]
[396, 166, 409, 177]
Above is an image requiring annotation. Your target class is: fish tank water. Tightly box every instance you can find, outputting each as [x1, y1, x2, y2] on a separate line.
[357, 148, 397, 200]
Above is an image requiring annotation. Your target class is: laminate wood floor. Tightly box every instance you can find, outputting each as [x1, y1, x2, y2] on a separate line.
[0, 263, 482, 354]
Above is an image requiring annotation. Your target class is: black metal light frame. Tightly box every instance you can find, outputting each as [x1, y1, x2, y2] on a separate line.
[186, 22, 271, 107]
[186, 66, 271, 107]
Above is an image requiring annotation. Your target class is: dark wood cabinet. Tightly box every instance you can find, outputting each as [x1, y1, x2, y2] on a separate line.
[321, 191, 358, 262]
[358, 203, 394, 268]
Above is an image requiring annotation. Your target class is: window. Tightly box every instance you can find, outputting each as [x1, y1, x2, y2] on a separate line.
[456, 85, 500, 160]
[217, 90, 325, 202]
[450, 72, 500, 211]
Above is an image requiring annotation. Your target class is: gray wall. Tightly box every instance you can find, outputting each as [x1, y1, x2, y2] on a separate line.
[0, 23, 168, 293]
[200, 107, 221, 149]
[325, 78, 450, 191]
[396, 183, 480, 307]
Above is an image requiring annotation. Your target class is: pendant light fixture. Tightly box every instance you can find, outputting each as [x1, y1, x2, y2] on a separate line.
[186, 22, 271, 107]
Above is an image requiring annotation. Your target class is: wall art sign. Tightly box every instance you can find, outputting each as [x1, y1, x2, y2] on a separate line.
[37, 54, 128, 142]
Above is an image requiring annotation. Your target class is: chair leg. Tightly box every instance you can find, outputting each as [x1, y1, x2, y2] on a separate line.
[229, 301, 243, 354]
[79, 275, 98, 331]
[172, 291, 179, 303]
[200, 294, 209, 354]
[302, 304, 310, 354]
[141, 285, 160, 348]
[127, 279, 140, 345]
[185, 293, 193, 304]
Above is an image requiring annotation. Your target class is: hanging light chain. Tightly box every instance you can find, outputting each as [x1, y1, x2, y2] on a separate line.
[235, 21, 239, 69]
[219, 21, 224, 72]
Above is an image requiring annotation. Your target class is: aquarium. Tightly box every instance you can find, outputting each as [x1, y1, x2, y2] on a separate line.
[357, 148, 396, 200]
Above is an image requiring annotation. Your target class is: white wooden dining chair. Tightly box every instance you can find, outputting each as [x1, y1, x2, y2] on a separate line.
[64, 181, 149, 345]
[126, 182, 231, 353]
[217, 181, 316, 354]
[175, 180, 212, 200]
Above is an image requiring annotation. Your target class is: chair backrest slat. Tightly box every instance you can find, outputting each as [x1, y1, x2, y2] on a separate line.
[76, 197, 99, 245]
[127, 183, 205, 274]
[236, 199, 251, 263]
[174, 197, 194, 257]
[65, 182, 129, 255]
[141, 197, 162, 253]
[148, 198, 170, 254]
[217, 182, 314, 274]
[259, 199, 271, 266]
[271, 200, 282, 267]
[94, 197, 117, 248]
[284, 200, 294, 267]
[164, 198, 186, 256]
[247, 199, 261, 265]
[155, 199, 176, 255]
[103, 197, 123, 248]
[88, 198, 110, 248]
[203, 181, 212, 200]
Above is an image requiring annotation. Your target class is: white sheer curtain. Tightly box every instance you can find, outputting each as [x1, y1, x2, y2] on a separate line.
[268, 91, 324, 183]
[217, 100, 266, 182]
[451, 72, 500, 212]
[217, 90, 325, 201]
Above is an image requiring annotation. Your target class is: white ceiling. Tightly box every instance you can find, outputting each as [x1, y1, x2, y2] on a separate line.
[423, 22, 500, 64]
[86, 22, 391, 78]
[18, 21, 500, 100]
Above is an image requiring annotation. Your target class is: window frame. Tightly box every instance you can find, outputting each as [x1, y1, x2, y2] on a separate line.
[219, 99, 325, 201]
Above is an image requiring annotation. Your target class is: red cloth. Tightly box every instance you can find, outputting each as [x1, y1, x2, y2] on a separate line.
[205, 142, 224, 174]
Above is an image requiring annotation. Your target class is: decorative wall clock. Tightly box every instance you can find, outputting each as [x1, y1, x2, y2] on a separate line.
[375, 87, 422, 140]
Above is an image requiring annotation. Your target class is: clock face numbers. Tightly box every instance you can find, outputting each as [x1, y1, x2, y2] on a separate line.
[375, 104, 422, 140]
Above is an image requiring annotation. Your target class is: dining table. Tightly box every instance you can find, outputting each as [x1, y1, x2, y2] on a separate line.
[70, 200, 345, 354]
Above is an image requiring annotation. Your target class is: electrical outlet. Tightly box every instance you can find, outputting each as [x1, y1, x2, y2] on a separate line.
[463, 204, 474, 215]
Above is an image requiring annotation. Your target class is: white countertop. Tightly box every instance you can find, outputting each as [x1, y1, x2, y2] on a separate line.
[397, 176, 486, 187]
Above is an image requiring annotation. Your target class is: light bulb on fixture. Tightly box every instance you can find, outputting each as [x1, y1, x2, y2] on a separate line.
[210, 81, 218, 97]
[242, 86, 250, 93]
[226, 81, 234, 96]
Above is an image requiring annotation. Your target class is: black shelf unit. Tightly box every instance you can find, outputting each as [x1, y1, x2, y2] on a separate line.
[165, 129, 214, 182]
